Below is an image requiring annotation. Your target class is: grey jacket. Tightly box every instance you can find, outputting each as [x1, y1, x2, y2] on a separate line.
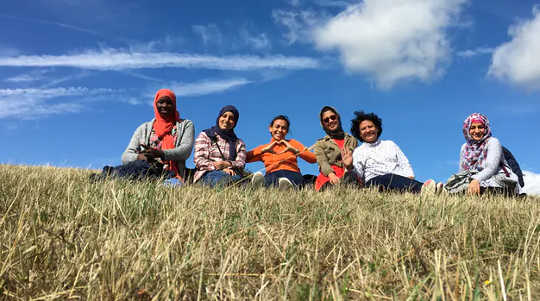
[459, 137, 517, 188]
[122, 119, 195, 176]
[313, 134, 358, 176]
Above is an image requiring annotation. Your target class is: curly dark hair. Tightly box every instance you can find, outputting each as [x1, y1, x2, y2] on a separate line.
[269, 115, 290, 130]
[350, 111, 383, 142]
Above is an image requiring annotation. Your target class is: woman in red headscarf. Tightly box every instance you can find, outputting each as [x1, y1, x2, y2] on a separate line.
[121, 89, 195, 183]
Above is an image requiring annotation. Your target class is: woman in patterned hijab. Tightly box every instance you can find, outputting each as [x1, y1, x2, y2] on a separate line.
[446, 113, 518, 195]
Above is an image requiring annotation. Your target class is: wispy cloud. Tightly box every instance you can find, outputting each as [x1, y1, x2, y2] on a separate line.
[239, 30, 272, 50]
[193, 24, 272, 51]
[192, 24, 223, 46]
[0, 13, 100, 36]
[0, 97, 83, 119]
[489, 5, 540, 90]
[0, 87, 117, 98]
[273, 9, 326, 45]
[0, 78, 255, 119]
[314, 0, 467, 89]
[315, 0, 353, 8]
[4, 69, 49, 83]
[456, 47, 494, 58]
[170, 78, 252, 97]
[0, 49, 319, 71]
[0, 87, 121, 119]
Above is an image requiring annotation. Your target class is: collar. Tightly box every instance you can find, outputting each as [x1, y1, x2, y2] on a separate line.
[365, 139, 381, 147]
[321, 133, 351, 141]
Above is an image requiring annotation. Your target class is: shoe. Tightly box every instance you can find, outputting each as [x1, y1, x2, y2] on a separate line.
[278, 177, 293, 190]
[421, 179, 436, 195]
[436, 182, 444, 194]
[251, 171, 265, 187]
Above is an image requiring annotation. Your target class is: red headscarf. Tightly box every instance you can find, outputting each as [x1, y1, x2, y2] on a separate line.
[152, 89, 182, 178]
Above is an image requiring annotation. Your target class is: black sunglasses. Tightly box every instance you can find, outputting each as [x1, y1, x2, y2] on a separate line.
[323, 115, 337, 123]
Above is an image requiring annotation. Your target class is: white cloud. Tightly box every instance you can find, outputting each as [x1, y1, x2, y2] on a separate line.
[0, 87, 116, 98]
[273, 9, 326, 45]
[0, 14, 100, 36]
[0, 49, 319, 71]
[240, 30, 272, 50]
[192, 24, 271, 51]
[489, 6, 540, 90]
[4, 70, 49, 83]
[128, 35, 185, 53]
[170, 78, 252, 97]
[457, 47, 494, 58]
[0, 87, 121, 119]
[0, 78, 254, 119]
[315, 0, 353, 8]
[314, 0, 466, 89]
[522, 170, 540, 196]
[192, 24, 223, 46]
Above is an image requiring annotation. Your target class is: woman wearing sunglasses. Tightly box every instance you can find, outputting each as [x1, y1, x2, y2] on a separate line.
[313, 106, 359, 191]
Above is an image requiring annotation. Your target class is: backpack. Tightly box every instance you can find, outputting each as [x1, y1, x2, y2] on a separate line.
[502, 147, 525, 188]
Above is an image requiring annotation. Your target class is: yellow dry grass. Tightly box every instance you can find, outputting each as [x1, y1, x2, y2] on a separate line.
[0, 164, 539, 300]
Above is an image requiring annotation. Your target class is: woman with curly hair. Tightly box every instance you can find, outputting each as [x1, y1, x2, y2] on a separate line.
[350, 111, 438, 193]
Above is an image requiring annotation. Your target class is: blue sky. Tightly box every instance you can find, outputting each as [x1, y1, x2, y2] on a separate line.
[1, 0, 539, 193]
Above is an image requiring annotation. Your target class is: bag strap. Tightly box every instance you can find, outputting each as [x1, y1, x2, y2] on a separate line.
[209, 136, 242, 175]
[501, 164, 510, 177]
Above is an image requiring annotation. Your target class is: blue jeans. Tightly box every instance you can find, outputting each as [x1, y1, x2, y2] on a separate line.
[200, 170, 242, 187]
[366, 174, 423, 193]
[163, 177, 183, 187]
[264, 170, 304, 187]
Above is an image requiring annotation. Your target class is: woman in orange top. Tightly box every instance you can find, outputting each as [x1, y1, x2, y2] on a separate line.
[246, 115, 317, 188]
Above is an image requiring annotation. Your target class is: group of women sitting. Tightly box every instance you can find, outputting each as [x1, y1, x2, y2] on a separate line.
[116, 89, 521, 196]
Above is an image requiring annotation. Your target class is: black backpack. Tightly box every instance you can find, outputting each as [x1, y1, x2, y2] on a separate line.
[502, 147, 525, 188]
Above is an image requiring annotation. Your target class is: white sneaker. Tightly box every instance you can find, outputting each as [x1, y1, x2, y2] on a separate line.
[436, 182, 444, 194]
[421, 179, 436, 195]
[278, 177, 293, 190]
[251, 171, 265, 187]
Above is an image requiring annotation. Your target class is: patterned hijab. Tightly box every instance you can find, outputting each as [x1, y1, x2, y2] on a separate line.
[461, 113, 492, 171]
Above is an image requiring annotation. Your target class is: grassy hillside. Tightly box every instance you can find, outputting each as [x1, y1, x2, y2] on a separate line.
[1, 164, 539, 300]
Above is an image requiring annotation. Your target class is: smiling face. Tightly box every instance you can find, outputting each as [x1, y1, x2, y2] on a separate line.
[156, 96, 175, 118]
[269, 119, 289, 141]
[359, 119, 379, 143]
[469, 121, 487, 141]
[321, 110, 339, 131]
[218, 111, 236, 130]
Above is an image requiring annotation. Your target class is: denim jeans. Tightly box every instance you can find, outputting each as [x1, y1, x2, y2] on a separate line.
[163, 177, 183, 187]
[200, 170, 242, 187]
[366, 173, 423, 193]
[264, 170, 304, 187]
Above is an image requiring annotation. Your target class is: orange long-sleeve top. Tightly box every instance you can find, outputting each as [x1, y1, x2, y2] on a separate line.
[246, 138, 317, 174]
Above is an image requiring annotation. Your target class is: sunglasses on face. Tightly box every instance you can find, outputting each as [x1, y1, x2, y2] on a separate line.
[323, 115, 337, 123]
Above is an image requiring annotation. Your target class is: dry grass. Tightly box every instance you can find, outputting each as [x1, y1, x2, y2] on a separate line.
[0, 164, 539, 300]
